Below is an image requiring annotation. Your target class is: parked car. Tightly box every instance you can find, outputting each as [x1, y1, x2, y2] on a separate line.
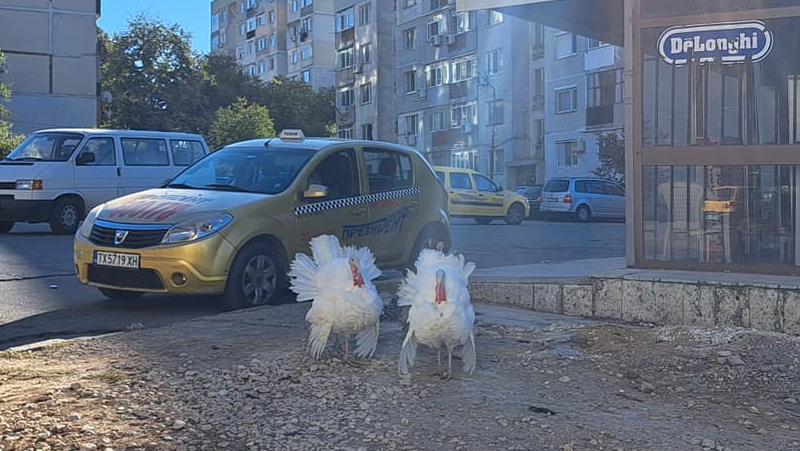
[515, 185, 543, 218]
[539, 177, 625, 222]
[74, 130, 451, 308]
[433, 166, 530, 225]
[0, 128, 209, 234]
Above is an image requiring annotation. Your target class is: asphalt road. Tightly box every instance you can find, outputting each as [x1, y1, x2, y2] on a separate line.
[0, 218, 624, 349]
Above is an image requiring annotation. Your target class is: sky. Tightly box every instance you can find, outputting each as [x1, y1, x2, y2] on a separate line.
[97, 0, 211, 54]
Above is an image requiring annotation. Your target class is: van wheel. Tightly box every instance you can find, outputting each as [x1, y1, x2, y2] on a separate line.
[0, 221, 14, 233]
[50, 197, 82, 235]
[505, 203, 525, 225]
[474, 217, 493, 225]
[99, 288, 145, 300]
[222, 242, 285, 310]
[575, 205, 591, 223]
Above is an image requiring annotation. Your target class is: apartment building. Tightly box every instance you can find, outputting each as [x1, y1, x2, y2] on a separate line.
[542, 28, 624, 180]
[332, 0, 395, 142]
[393, 1, 540, 189]
[211, 0, 336, 90]
[0, 0, 100, 134]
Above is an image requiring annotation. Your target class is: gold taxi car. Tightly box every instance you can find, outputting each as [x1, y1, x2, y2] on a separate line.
[74, 131, 451, 309]
[433, 166, 530, 225]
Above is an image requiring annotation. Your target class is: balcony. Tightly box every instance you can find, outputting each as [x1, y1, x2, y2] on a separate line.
[532, 94, 544, 110]
[532, 43, 544, 59]
[337, 106, 355, 124]
[336, 28, 355, 50]
[586, 105, 614, 127]
[336, 67, 355, 86]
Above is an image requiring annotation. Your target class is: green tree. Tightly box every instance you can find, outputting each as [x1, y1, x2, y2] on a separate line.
[592, 132, 625, 188]
[201, 54, 264, 114]
[100, 15, 208, 134]
[258, 77, 334, 137]
[210, 97, 275, 148]
[0, 47, 24, 157]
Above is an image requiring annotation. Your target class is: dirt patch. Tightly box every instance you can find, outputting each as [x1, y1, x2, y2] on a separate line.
[1, 303, 799, 451]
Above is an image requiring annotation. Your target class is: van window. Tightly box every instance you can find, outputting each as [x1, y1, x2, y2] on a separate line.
[6, 132, 83, 162]
[363, 148, 413, 193]
[121, 138, 169, 166]
[603, 182, 624, 196]
[170, 140, 206, 166]
[450, 172, 472, 190]
[77, 137, 116, 166]
[544, 179, 570, 192]
[473, 174, 497, 192]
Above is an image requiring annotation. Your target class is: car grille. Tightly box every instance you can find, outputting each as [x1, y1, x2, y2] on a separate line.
[0, 182, 15, 190]
[90, 224, 168, 249]
[87, 265, 165, 290]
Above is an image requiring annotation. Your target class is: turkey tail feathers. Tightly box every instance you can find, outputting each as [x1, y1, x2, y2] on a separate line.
[398, 330, 418, 375]
[310, 234, 344, 266]
[289, 252, 318, 302]
[344, 245, 381, 282]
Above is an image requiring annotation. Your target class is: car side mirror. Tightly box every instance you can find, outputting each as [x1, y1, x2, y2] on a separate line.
[76, 152, 95, 165]
[303, 184, 329, 199]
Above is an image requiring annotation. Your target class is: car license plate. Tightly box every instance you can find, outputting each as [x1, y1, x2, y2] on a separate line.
[546, 197, 559, 202]
[94, 251, 140, 269]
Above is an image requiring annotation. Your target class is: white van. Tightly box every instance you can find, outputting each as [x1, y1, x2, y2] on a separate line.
[0, 129, 209, 234]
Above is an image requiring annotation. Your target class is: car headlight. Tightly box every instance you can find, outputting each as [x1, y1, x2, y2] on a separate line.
[162, 213, 233, 244]
[16, 179, 43, 190]
[78, 205, 104, 238]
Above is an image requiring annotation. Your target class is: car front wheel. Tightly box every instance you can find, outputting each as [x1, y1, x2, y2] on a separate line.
[50, 197, 82, 235]
[222, 242, 285, 310]
[504, 203, 525, 225]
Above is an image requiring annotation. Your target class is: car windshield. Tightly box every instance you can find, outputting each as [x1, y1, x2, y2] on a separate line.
[5, 133, 84, 162]
[544, 180, 570, 192]
[168, 147, 315, 194]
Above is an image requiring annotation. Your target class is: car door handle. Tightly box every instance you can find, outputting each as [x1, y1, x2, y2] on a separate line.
[407, 200, 419, 211]
[351, 207, 367, 216]
[477, 194, 485, 197]
[117, 167, 121, 177]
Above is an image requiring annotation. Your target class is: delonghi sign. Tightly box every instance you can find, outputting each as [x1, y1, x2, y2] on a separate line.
[658, 21, 773, 65]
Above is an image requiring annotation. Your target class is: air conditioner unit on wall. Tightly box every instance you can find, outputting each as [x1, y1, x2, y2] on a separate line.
[430, 35, 443, 46]
[445, 34, 456, 45]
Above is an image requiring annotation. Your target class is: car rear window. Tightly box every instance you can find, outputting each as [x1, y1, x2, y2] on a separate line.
[363, 148, 413, 193]
[544, 179, 569, 192]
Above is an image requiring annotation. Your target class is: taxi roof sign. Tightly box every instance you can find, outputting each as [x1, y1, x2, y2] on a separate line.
[279, 129, 305, 140]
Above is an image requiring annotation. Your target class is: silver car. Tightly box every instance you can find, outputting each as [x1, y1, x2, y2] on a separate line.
[539, 177, 625, 222]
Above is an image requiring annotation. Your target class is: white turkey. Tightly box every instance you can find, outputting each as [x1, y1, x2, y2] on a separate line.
[397, 244, 476, 378]
[288, 234, 384, 361]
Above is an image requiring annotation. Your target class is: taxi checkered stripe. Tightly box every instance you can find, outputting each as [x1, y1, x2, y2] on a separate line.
[295, 187, 420, 216]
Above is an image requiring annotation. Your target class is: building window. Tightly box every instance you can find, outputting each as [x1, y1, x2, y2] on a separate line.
[268, 57, 275, 70]
[430, 110, 447, 131]
[339, 88, 355, 107]
[587, 37, 606, 49]
[487, 10, 503, 26]
[430, 0, 445, 10]
[452, 11, 474, 34]
[239, 23, 246, 35]
[587, 68, 622, 107]
[487, 49, 503, 75]
[301, 0, 313, 7]
[269, 10, 275, 23]
[301, 17, 312, 32]
[533, 68, 544, 97]
[534, 119, 544, 151]
[221, 10, 228, 22]
[405, 70, 416, 93]
[338, 47, 354, 68]
[404, 114, 419, 135]
[300, 44, 312, 60]
[249, 65, 256, 76]
[359, 3, 371, 26]
[555, 87, 578, 114]
[338, 127, 354, 139]
[404, 28, 416, 50]
[533, 23, 544, 48]
[451, 54, 476, 82]
[361, 123, 373, 140]
[247, 17, 257, 32]
[248, 40, 255, 55]
[428, 14, 443, 38]
[257, 14, 266, 26]
[556, 141, 578, 167]
[212, 13, 220, 32]
[451, 150, 477, 170]
[426, 62, 446, 87]
[257, 37, 266, 51]
[336, 7, 354, 31]
[360, 43, 371, 64]
[360, 82, 372, 104]
[555, 32, 577, 59]
[291, 0, 298, 12]
[240, 2, 246, 14]
[302, 69, 311, 83]
[269, 33, 276, 47]
[489, 99, 504, 125]
[258, 62, 266, 74]
[212, 35, 220, 48]
[451, 102, 477, 128]
[220, 33, 226, 45]
[404, 0, 416, 7]
[292, 49, 299, 63]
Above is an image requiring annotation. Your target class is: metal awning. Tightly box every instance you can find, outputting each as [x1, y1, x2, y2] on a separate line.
[456, 0, 624, 46]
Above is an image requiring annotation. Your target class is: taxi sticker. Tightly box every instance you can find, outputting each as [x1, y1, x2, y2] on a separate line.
[342, 207, 408, 239]
[294, 187, 420, 217]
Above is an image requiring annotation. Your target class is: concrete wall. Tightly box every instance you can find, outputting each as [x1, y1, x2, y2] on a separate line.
[469, 275, 800, 335]
[0, 0, 98, 134]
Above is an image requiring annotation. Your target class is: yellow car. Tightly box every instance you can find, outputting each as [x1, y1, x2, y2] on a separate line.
[74, 130, 451, 309]
[432, 166, 530, 225]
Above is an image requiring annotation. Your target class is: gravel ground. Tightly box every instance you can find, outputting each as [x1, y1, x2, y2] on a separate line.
[1, 301, 799, 451]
